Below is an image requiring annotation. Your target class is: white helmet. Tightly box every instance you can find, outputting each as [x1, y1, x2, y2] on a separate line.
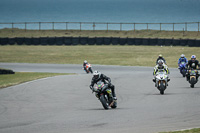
[93, 70, 101, 80]
[84, 60, 87, 63]
[158, 60, 164, 68]
[181, 54, 185, 58]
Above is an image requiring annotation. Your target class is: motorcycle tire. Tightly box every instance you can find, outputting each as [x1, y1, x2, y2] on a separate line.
[89, 68, 93, 73]
[190, 77, 195, 88]
[160, 81, 165, 95]
[100, 95, 109, 110]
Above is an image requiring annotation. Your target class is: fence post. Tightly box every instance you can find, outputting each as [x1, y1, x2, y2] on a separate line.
[185, 22, 187, 32]
[66, 22, 68, 30]
[93, 22, 95, 31]
[107, 23, 108, 32]
[120, 23, 122, 31]
[52, 22, 54, 30]
[12, 23, 14, 32]
[39, 22, 41, 31]
[147, 23, 148, 31]
[173, 23, 174, 32]
[25, 22, 27, 32]
[134, 23, 135, 32]
[198, 22, 199, 32]
[160, 23, 161, 31]
[80, 22, 82, 31]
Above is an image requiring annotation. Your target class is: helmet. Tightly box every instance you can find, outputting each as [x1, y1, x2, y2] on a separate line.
[93, 70, 101, 80]
[158, 60, 163, 68]
[191, 55, 196, 62]
[181, 54, 185, 58]
[84, 60, 87, 63]
[159, 54, 163, 58]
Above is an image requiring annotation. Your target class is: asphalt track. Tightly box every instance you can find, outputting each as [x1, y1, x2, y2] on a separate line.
[0, 63, 200, 133]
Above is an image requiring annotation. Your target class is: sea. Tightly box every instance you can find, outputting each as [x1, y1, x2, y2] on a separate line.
[0, 0, 200, 31]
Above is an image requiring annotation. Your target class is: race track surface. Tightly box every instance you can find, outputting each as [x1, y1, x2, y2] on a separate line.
[0, 63, 200, 133]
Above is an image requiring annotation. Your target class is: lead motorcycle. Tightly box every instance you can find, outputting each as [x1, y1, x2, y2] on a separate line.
[83, 63, 93, 74]
[187, 69, 198, 88]
[179, 62, 187, 77]
[93, 81, 117, 110]
[155, 70, 169, 95]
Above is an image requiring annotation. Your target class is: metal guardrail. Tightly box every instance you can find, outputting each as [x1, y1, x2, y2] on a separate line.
[0, 22, 199, 32]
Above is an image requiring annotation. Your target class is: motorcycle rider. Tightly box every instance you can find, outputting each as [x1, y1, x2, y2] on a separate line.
[83, 60, 88, 71]
[178, 54, 188, 73]
[153, 60, 170, 85]
[185, 55, 199, 81]
[156, 54, 166, 64]
[89, 70, 117, 100]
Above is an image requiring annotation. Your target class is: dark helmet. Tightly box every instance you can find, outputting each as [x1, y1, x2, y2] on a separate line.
[191, 55, 196, 62]
[93, 70, 101, 80]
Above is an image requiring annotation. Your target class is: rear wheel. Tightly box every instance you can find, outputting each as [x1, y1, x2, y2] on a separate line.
[100, 95, 109, 110]
[111, 101, 117, 108]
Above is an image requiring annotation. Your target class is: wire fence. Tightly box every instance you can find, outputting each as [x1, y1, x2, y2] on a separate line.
[0, 22, 199, 32]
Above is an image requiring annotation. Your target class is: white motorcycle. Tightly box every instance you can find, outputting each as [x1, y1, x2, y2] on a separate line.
[155, 70, 169, 95]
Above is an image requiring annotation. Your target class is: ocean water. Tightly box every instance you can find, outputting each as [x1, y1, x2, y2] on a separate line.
[0, 0, 200, 31]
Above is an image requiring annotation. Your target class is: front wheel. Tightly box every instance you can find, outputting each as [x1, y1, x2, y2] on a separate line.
[190, 77, 196, 88]
[100, 95, 109, 110]
[159, 81, 165, 95]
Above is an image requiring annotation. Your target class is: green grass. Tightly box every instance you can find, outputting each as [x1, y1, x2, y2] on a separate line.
[159, 128, 200, 133]
[0, 28, 200, 39]
[0, 72, 73, 88]
[1, 45, 200, 68]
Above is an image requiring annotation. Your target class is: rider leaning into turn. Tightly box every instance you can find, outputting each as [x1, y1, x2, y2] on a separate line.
[153, 60, 170, 83]
[185, 55, 199, 81]
[83, 60, 88, 71]
[89, 70, 117, 100]
[156, 54, 166, 64]
[178, 54, 188, 67]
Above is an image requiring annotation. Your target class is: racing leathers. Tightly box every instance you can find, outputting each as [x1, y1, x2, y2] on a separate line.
[186, 60, 199, 81]
[153, 64, 170, 84]
[83, 62, 88, 71]
[89, 74, 116, 99]
[156, 57, 166, 64]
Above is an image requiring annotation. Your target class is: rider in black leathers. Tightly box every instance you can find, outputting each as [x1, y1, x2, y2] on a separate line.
[83, 60, 88, 71]
[156, 54, 166, 64]
[186, 55, 199, 81]
[89, 70, 117, 100]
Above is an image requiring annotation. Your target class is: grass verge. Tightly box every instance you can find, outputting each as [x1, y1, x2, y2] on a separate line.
[1, 45, 200, 68]
[0, 72, 73, 88]
[159, 128, 200, 133]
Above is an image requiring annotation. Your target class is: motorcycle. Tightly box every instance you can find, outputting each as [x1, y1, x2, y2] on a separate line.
[188, 69, 198, 88]
[83, 63, 93, 74]
[179, 62, 187, 77]
[155, 70, 168, 95]
[93, 81, 117, 110]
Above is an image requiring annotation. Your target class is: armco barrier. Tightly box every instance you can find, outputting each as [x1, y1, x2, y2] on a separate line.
[0, 37, 199, 46]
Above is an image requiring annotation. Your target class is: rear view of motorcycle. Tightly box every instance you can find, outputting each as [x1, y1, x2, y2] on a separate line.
[179, 62, 187, 77]
[155, 71, 169, 95]
[187, 69, 198, 88]
[93, 81, 117, 110]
